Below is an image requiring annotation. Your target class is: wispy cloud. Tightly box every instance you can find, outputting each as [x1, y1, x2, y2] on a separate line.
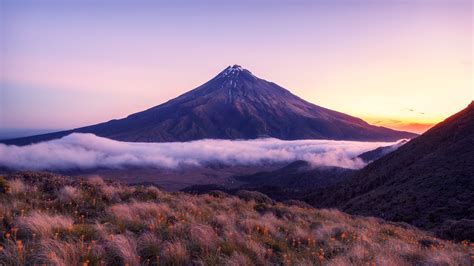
[402, 108, 426, 115]
[0, 133, 400, 171]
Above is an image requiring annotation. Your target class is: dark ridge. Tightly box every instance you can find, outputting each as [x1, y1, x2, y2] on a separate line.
[305, 101, 474, 241]
[356, 139, 408, 163]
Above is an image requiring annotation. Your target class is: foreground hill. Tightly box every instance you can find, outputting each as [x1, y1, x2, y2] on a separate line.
[2, 65, 416, 145]
[306, 101, 474, 241]
[0, 172, 470, 265]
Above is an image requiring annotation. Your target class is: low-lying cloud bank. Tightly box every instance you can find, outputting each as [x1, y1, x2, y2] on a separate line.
[0, 133, 402, 170]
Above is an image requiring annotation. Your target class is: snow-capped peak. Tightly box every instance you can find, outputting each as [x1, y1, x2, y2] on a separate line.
[230, 64, 243, 71]
[220, 65, 244, 77]
[219, 64, 256, 80]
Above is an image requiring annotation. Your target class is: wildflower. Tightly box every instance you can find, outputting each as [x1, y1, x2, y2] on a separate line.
[11, 227, 18, 241]
[341, 232, 347, 240]
[318, 248, 325, 264]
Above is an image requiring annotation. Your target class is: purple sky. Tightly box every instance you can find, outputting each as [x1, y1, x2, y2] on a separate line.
[1, 0, 472, 133]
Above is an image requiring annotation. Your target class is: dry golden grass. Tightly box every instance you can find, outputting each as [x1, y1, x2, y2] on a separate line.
[0, 172, 472, 265]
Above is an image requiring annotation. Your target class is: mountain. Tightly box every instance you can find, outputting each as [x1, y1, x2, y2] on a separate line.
[182, 161, 355, 201]
[356, 139, 408, 163]
[306, 101, 474, 241]
[2, 65, 416, 145]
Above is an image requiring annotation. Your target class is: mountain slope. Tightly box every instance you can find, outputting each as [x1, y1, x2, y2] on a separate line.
[356, 139, 408, 163]
[2, 65, 416, 145]
[306, 101, 474, 240]
[234, 161, 354, 191]
[182, 161, 355, 201]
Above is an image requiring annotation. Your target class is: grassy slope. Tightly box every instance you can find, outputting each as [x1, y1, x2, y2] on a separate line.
[305, 102, 474, 241]
[0, 172, 471, 265]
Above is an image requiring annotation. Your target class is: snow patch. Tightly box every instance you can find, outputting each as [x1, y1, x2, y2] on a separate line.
[220, 65, 244, 77]
[218, 65, 257, 80]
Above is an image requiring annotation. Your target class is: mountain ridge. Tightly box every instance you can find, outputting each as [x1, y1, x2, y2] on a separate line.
[305, 101, 474, 240]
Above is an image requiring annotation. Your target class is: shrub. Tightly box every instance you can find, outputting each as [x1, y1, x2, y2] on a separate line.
[30, 239, 83, 265]
[16, 212, 73, 237]
[236, 190, 274, 204]
[138, 232, 162, 261]
[105, 234, 139, 266]
[188, 224, 218, 249]
[161, 240, 189, 264]
[0, 176, 10, 193]
[58, 186, 82, 203]
[225, 252, 252, 265]
[8, 179, 26, 195]
[87, 176, 106, 187]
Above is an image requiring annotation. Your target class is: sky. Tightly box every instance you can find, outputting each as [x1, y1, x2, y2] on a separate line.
[0, 0, 472, 134]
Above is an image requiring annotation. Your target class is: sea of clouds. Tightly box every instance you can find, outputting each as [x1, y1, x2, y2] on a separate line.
[0, 133, 402, 171]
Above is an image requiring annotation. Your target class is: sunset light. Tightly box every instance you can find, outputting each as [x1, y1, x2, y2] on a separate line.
[1, 0, 471, 131]
[0, 1, 472, 264]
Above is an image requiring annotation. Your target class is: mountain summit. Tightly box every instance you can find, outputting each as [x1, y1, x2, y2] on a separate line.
[2, 65, 416, 145]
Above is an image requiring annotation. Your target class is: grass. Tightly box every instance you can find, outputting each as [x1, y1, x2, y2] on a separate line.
[0, 172, 472, 265]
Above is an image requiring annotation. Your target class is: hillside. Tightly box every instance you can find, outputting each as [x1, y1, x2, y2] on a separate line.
[356, 139, 408, 163]
[306, 101, 474, 241]
[181, 161, 355, 201]
[2, 65, 416, 145]
[0, 172, 471, 265]
[233, 161, 354, 191]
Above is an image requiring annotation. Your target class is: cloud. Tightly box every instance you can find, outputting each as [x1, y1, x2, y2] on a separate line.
[0, 133, 401, 171]
[402, 108, 426, 115]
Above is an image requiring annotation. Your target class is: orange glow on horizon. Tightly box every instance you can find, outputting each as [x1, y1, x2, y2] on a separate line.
[362, 117, 436, 134]
[1, 0, 471, 130]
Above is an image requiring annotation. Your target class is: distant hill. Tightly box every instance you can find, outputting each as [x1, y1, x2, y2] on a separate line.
[2, 65, 416, 145]
[183, 161, 355, 201]
[356, 139, 408, 163]
[306, 101, 474, 241]
[234, 161, 354, 191]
